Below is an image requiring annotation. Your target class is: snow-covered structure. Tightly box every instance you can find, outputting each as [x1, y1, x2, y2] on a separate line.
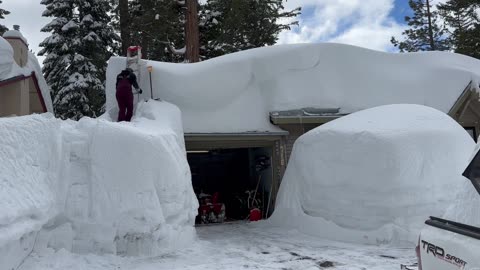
[105, 43, 480, 218]
[268, 104, 475, 246]
[0, 101, 198, 270]
[0, 26, 53, 117]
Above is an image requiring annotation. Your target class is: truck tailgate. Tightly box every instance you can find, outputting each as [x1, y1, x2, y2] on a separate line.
[419, 217, 479, 270]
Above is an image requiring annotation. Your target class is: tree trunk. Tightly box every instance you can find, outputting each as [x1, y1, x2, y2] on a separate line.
[119, 0, 130, 56]
[426, 0, 435, 50]
[185, 0, 200, 63]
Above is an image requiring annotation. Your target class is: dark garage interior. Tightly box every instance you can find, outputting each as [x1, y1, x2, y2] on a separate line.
[187, 147, 273, 224]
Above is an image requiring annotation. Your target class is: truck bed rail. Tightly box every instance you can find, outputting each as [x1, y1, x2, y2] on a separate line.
[426, 216, 480, 240]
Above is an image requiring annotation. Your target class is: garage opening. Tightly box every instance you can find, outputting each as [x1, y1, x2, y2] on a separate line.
[187, 147, 274, 225]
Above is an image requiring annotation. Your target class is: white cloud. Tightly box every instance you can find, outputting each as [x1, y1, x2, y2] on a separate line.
[278, 0, 407, 52]
[0, 0, 410, 63]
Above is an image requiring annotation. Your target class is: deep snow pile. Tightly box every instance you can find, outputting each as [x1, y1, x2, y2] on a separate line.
[0, 114, 68, 270]
[268, 104, 475, 246]
[0, 101, 197, 270]
[105, 43, 480, 133]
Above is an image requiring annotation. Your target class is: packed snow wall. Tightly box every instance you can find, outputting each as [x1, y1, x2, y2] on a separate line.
[268, 104, 475, 246]
[105, 43, 480, 133]
[62, 101, 197, 255]
[0, 114, 67, 270]
[0, 101, 198, 270]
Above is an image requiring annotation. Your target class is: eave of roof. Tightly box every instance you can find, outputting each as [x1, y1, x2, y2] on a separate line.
[270, 114, 347, 125]
[3, 36, 29, 48]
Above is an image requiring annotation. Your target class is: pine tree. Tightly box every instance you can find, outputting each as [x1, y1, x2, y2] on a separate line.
[39, 0, 80, 119]
[40, 0, 118, 120]
[0, 0, 10, 35]
[72, 0, 119, 115]
[438, 0, 480, 59]
[200, 0, 301, 59]
[112, 0, 184, 61]
[391, 0, 450, 52]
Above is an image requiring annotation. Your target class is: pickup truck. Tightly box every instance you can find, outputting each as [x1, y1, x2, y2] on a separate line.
[413, 147, 480, 270]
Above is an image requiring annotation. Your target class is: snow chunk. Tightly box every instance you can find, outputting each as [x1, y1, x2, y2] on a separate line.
[269, 104, 475, 246]
[105, 43, 480, 133]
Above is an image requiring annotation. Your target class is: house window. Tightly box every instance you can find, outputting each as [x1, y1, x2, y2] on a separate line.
[463, 149, 480, 196]
[466, 127, 477, 142]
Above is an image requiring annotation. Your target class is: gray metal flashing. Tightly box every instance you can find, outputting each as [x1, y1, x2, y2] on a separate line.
[270, 114, 346, 125]
[270, 107, 340, 117]
[269, 107, 346, 125]
[185, 131, 289, 137]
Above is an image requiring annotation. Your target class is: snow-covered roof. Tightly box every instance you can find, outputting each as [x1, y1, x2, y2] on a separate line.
[26, 51, 54, 113]
[0, 36, 53, 113]
[105, 43, 480, 133]
[3, 29, 28, 45]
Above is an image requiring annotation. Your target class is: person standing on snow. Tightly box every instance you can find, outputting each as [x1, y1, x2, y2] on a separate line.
[116, 68, 142, 122]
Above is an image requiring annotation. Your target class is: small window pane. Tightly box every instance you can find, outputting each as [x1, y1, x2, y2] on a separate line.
[465, 128, 477, 142]
[463, 150, 480, 195]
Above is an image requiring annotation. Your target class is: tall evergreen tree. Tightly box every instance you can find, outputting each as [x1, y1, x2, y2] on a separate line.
[112, 0, 184, 61]
[72, 0, 119, 115]
[0, 0, 10, 35]
[39, 0, 80, 119]
[200, 0, 301, 59]
[391, 0, 450, 52]
[40, 0, 118, 120]
[438, 0, 480, 59]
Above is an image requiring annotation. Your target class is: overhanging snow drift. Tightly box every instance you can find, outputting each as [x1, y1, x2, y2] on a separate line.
[106, 43, 480, 133]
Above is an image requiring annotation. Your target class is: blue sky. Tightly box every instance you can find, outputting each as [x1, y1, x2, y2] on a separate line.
[392, 0, 413, 21]
[277, 0, 441, 52]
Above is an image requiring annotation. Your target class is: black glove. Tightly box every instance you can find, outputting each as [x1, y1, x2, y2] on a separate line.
[138, 89, 143, 94]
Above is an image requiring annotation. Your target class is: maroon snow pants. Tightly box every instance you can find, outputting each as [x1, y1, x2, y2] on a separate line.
[116, 86, 134, 122]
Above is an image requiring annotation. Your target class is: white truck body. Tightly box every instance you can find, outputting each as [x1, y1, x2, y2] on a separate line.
[416, 145, 480, 270]
[418, 219, 480, 270]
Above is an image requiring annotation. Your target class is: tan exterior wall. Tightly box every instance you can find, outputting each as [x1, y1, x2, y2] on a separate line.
[5, 38, 28, 67]
[278, 124, 319, 161]
[29, 77, 44, 114]
[0, 80, 29, 117]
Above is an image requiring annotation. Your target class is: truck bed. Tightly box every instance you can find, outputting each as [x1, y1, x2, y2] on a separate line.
[418, 217, 480, 270]
[425, 216, 480, 240]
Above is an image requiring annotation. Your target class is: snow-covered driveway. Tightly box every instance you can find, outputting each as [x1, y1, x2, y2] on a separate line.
[20, 222, 416, 270]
